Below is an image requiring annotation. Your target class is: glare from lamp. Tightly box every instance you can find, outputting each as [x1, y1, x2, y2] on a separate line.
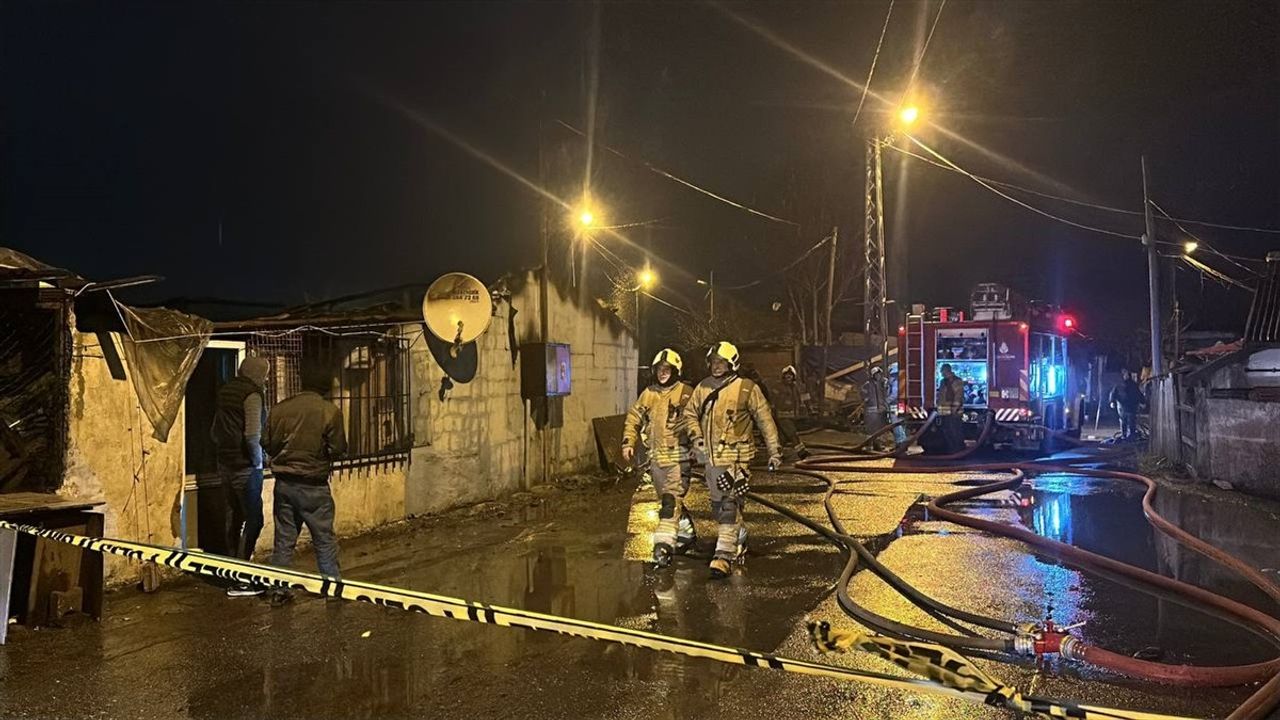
[1184, 241, 1198, 254]
[638, 268, 656, 289]
[898, 105, 920, 127]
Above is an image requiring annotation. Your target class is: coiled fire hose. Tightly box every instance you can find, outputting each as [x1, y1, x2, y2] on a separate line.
[777, 417, 1280, 720]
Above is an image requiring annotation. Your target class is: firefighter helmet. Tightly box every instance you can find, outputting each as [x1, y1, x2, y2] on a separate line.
[781, 364, 797, 379]
[706, 341, 741, 372]
[651, 348, 683, 377]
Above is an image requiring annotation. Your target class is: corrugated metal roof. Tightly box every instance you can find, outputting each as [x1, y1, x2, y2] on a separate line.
[1243, 252, 1280, 345]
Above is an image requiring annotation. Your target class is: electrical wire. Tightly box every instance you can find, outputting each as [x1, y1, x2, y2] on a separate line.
[905, 135, 1142, 240]
[851, 0, 895, 130]
[902, 0, 946, 103]
[1149, 200, 1263, 279]
[555, 119, 801, 228]
[717, 233, 835, 291]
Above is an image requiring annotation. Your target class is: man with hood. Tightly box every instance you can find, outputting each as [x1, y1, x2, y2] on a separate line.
[209, 356, 270, 597]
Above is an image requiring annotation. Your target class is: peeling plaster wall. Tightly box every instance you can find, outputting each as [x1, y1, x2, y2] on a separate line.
[63, 330, 186, 584]
[407, 270, 637, 516]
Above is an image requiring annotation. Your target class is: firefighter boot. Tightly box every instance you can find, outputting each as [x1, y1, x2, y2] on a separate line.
[709, 497, 745, 580]
[653, 493, 681, 567]
[675, 508, 697, 555]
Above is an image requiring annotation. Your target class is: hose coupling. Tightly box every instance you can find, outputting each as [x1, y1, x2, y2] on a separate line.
[1059, 635, 1083, 661]
[1013, 631, 1036, 656]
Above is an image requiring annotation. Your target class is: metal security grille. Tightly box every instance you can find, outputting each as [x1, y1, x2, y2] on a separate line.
[0, 299, 70, 493]
[246, 328, 410, 466]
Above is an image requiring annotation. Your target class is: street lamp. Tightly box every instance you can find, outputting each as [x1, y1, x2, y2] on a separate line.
[898, 105, 920, 127]
[637, 267, 656, 289]
[578, 209, 595, 228]
[1183, 240, 1198, 255]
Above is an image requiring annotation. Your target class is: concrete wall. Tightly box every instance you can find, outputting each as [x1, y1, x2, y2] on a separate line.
[407, 270, 637, 516]
[62, 330, 187, 584]
[1194, 396, 1280, 498]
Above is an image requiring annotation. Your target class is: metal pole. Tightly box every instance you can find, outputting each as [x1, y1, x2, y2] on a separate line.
[1142, 156, 1163, 376]
[825, 226, 838, 346]
[709, 269, 715, 322]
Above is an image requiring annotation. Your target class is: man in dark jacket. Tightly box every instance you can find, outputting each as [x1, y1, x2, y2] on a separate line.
[264, 365, 347, 600]
[1109, 368, 1144, 440]
[209, 356, 270, 597]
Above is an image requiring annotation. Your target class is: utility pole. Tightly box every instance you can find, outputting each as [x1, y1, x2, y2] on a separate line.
[864, 138, 889, 368]
[825, 226, 838, 346]
[1142, 156, 1163, 376]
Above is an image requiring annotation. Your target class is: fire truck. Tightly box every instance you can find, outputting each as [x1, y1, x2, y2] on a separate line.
[897, 283, 1081, 451]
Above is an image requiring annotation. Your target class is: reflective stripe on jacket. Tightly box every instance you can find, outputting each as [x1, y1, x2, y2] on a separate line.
[622, 382, 694, 467]
[683, 374, 781, 466]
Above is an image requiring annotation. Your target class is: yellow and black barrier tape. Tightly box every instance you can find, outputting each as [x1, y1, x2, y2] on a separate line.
[0, 520, 1196, 720]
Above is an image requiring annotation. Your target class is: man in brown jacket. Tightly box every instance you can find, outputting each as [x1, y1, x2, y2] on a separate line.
[264, 365, 346, 599]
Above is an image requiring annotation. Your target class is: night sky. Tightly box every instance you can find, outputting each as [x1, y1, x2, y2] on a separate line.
[4, 1, 1277, 349]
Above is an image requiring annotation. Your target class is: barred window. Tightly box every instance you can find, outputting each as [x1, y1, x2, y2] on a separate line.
[246, 328, 410, 465]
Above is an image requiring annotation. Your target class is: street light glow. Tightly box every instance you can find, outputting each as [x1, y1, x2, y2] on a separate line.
[578, 209, 595, 227]
[898, 105, 920, 127]
[1184, 240, 1198, 254]
[637, 268, 656, 289]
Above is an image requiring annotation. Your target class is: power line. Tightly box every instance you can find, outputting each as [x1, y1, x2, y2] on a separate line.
[904, 135, 1142, 240]
[851, 0, 895, 130]
[902, 0, 947, 102]
[884, 142, 1280, 237]
[555, 119, 801, 228]
[717, 233, 835, 291]
[1149, 199, 1262, 279]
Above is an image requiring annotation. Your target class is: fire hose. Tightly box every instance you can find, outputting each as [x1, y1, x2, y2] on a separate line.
[774, 418, 1280, 719]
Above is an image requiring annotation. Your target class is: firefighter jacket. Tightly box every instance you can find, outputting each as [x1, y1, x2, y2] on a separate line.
[622, 382, 694, 468]
[683, 374, 781, 467]
[773, 381, 806, 419]
[937, 376, 966, 415]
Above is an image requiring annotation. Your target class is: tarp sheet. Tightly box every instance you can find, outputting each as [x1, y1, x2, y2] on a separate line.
[113, 297, 211, 442]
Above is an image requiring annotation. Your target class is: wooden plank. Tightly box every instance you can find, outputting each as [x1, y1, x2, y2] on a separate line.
[0, 492, 102, 518]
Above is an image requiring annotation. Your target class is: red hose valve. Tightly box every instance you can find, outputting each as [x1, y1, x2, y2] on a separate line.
[1034, 619, 1070, 656]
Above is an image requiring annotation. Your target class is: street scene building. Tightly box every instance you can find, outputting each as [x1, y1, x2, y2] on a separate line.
[2, 3, 1278, 720]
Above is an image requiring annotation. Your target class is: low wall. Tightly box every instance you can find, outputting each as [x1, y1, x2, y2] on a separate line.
[1195, 396, 1280, 498]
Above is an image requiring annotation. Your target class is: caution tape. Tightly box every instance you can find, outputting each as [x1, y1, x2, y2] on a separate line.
[0, 520, 1197, 720]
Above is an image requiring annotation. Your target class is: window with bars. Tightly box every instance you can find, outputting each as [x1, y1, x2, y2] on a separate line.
[246, 328, 411, 466]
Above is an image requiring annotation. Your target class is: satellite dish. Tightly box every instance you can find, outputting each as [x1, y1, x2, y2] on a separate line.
[423, 273, 491, 384]
[423, 272, 492, 349]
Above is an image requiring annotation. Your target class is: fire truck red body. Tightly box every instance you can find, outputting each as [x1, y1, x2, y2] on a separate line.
[896, 283, 1080, 451]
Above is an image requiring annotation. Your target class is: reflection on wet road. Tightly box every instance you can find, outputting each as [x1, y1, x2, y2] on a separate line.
[1, 454, 1276, 719]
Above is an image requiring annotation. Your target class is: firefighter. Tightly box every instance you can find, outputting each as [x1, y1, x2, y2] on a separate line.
[886, 362, 908, 445]
[860, 366, 889, 449]
[936, 363, 966, 453]
[684, 341, 782, 580]
[621, 348, 696, 568]
[773, 365, 810, 460]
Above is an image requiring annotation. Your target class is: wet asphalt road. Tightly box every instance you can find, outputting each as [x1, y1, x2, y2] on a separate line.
[2, 437, 1278, 720]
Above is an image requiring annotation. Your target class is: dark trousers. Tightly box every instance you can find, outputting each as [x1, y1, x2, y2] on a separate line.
[1119, 410, 1138, 439]
[939, 414, 964, 454]
[270, 475, 340, 578]
[776, 417, 806, 451]
[218, 465, 264, 560]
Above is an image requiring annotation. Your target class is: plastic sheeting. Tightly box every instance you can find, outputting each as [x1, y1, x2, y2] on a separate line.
[113, 297, 212, 442]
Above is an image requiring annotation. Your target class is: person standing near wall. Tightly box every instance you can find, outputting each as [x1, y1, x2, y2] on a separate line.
[209, 356, 270, 598]
[264, 365, 347, 604]
[621, 348, 696, 568]
[684, 341, 782, 580]
[936, 363, 966, 454]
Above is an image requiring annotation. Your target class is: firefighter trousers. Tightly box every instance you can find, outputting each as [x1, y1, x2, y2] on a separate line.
[704, 461, 747, 563]
[650, 460, 694, 552]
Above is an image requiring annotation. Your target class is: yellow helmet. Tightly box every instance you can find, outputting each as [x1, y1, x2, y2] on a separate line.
[706, 341, 740, 371]
[651, 348, 683, 376]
